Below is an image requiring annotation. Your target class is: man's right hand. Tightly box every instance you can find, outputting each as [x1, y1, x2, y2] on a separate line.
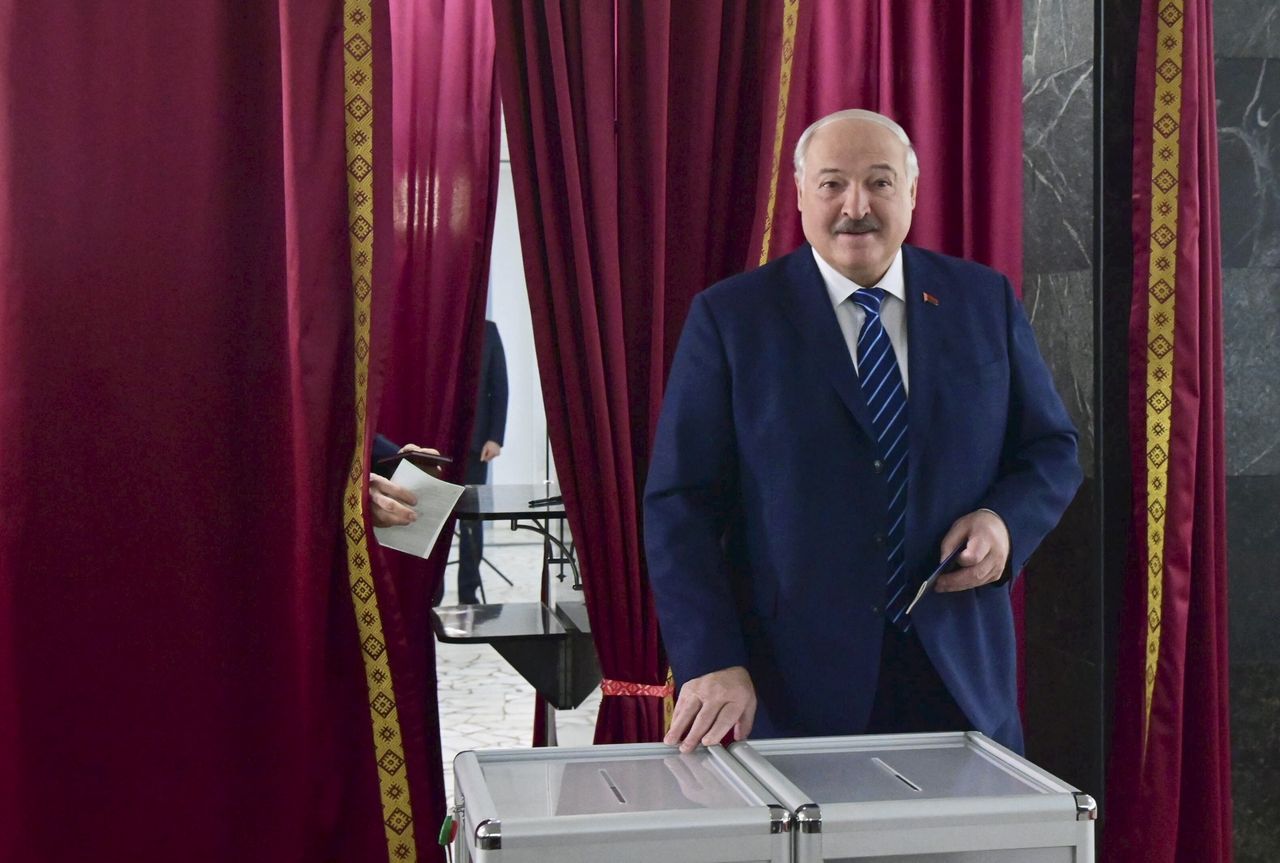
[664, 666, 757, 753]
[369, 474, 418, 527]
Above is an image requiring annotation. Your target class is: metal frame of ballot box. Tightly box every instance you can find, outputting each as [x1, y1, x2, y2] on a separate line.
[728, 732, 1097, 863]
[452, 743, 793, 863]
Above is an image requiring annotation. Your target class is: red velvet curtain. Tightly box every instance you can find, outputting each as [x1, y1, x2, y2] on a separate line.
[0, 2, 409, 860]
[1106, 0, 1232, 859]
[375, 0, 501, 855]
[494, 0, 772, 744]
[494, 0, 1023, 745]
[381, 0, 500, 466]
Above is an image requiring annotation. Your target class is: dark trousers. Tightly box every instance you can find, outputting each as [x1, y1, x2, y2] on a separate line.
[456, 454, 488, 603]
[866, 624, 972, 735]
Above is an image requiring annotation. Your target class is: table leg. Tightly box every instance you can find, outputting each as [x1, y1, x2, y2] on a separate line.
[543, 700, 558, 746]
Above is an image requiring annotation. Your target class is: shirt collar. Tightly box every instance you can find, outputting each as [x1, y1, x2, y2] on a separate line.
[812, 246, 906, 310]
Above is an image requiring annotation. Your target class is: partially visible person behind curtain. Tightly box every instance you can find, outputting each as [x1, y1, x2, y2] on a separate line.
[455, 320, 508, 605]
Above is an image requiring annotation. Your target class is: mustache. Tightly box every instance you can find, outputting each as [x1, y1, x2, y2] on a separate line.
[833, 216, 880, 234]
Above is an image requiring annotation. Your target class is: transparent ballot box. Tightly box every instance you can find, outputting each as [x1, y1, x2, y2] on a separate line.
[452, 742, 792, 863]
[728, 732, 1096, 863]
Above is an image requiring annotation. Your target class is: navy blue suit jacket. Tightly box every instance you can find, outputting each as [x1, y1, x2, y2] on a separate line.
[469, 320, 509, 455]
[643, 244, 1081, 752]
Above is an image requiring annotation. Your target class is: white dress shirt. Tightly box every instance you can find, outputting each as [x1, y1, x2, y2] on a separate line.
[812, 247, 909, 393]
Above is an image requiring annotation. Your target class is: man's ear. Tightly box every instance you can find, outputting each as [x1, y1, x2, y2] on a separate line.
[794, 172, 804, 211]
[909, 177, 919, 209]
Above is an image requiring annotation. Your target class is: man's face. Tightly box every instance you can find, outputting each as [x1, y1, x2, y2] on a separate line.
[795, 119, 917, 286]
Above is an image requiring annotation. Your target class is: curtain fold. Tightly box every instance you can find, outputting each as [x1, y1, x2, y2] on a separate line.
[1106, 0, 1233, 859]
[374, 0, 501, 855]
[494, 0, 773, 744]
[0, 2, 403, 859]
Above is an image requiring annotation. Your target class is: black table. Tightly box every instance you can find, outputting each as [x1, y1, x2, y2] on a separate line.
[434, 484, 598, 744]
[453, 483, 579, 589]
[432, 601, 599, 716]
[454, 483, 566, 519]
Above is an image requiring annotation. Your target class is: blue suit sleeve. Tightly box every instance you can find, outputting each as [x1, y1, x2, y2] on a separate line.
[487, 324, 508, 446]
[644, 293, 749, 682]
[979, 279, 1083, 574]
[371, 433, 399, 478]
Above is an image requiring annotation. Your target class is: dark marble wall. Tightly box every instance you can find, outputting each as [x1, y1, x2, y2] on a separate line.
[1217, 52, 1280, 476]
[1024, 0, 1096, 470]
[1021, 0, 1107, 814]
[1215, 1, 1280, 859]
[1227, 477, 1280, 863]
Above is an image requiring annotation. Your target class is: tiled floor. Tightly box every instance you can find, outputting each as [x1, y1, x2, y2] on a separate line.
[435, 526, 600, 803]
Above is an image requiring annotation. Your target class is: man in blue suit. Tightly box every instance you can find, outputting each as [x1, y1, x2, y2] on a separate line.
[644, 109, 1081, 754]
[457, 320, 509, 604]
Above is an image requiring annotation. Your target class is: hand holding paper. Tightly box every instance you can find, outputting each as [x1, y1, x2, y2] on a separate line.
[369, 474, 418, 526]
[371, 461, 464, 558]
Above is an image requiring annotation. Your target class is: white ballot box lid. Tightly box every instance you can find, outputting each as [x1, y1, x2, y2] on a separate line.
[476, 745, 766, 816]
[727, 732, 1097, 863]
[734, 731, 1061, 804]
[453, 743, 792, 863]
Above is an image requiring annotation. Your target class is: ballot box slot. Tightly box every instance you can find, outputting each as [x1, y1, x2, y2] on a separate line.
[871, 757, 921, 792]
[599, 769, 628, 804]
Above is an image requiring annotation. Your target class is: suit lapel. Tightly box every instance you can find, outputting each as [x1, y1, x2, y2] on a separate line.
[903, 246, 946, 527]
[776, 247, 877, 442]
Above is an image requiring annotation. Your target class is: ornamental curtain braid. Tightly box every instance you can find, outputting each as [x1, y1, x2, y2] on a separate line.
[852, 288, 912, 629]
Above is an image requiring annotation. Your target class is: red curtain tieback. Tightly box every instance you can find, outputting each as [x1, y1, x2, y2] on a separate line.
[600, 679, 673, 698]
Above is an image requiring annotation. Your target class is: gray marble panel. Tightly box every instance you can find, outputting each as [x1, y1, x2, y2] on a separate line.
[1025, 486, 1103, 800]
[1024, 270, 1095, 472]
[1024, 0, 1094, 82]
[1214, 0, 1280, 59]
[1227, 475, 1280, 662]
[1025, 646, 1100, 790]
[1024, 59, 1094, 273]
[1216, 39, 1280, 863]
[1231, 661, 1280, 863]
[1216, 58, 1280, 269]
[1223, 268, 1280, 475]
[1227, 477, 1280, 861]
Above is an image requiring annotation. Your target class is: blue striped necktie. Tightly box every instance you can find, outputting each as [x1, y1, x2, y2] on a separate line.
[851, 287, 911, 629]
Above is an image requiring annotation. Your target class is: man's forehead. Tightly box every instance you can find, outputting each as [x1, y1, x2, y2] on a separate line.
[808, 120, 908, 166]
[814, 162, 900, 176]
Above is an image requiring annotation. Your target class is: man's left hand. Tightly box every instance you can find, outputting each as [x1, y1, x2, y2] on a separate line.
[933, 509, 1010, 592]
[480, 440, 502, 462]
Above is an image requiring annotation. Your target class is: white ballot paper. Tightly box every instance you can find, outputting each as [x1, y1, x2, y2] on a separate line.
[371, 461, 465, 558]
